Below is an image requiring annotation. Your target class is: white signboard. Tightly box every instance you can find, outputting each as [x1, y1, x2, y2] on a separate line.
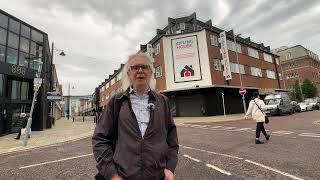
[171, 35, 202, 83]
[219, 31, 232, 80]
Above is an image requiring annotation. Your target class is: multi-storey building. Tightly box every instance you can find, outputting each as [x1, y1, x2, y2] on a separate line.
[273, 45, 320, 92]
[0, 10, 54, 136]
[96, 13, 284, 117]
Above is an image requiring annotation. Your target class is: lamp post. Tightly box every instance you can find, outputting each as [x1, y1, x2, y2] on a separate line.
[233, 30, 246, 113]
[23, 60, 43, 146]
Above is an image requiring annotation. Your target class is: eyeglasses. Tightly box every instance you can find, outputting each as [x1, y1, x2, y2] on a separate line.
[129, 65, 151, 72]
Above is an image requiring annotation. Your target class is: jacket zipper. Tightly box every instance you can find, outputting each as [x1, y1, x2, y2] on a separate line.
[127, 97, 143, 177]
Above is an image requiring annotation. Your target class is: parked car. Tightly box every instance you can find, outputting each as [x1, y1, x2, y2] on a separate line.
[264, 93, 294, 115]
[290, 101, 301, 113]
[304, 98, 320, 110]
[298, 102, 313, 112]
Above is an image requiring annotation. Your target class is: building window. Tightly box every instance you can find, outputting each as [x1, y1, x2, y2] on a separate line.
[285, 52, 292, 60]
[0, 74, 4, 97]
[31, 30, 43, 43]
[210, 34, 218, 46]
[21, 81, 29, 100]
[251, 67, 262, 77]
[9, 19, 20, 34]
[155, 65, 162, 78]
[0, 45, 5, 62]
[263, 53, 273, 63]
[0, 28, 7, 45]
[230, 62, 245, 74]
[154, 43, 160, 55]
[180, 23, 185, 31]
[8, 32, 19, 49]
[0, 14, 8, 29]
[226, 40, 241, 53]
[266, 70, 276, 79]
[213, 59, 222, 71]
[248, 47, 259, 59]
[21, 24, 30, 38]
[276, 57, 280, 65]
[6, 48, 18, 65]
[11, 80, 21, 100]
[20, 37, 29, 53]
[19, 52, 29, 67]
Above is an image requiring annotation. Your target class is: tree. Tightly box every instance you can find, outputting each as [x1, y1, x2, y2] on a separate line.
[291, 80, 302, 102]
[301, 79, 317, 98]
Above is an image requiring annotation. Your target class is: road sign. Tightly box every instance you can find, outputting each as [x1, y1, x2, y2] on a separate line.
[47, 91, 60, 96]
[239, 88, 247, 95]
[47, 96, 62, 100]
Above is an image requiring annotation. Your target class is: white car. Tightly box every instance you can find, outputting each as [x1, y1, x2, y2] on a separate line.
[298, 102, 313, 112]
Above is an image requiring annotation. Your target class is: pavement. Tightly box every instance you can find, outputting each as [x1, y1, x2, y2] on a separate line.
[0, 114, 244, 155]
[0, 117, 96, 155]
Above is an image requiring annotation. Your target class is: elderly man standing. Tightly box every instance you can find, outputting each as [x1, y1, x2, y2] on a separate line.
[92, 53, 179, 180]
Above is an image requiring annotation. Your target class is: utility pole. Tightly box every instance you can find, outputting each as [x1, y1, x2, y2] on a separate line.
[233, 30, 246, 113]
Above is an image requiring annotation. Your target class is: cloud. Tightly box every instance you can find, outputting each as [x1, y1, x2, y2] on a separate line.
[1, 0, 320, 95]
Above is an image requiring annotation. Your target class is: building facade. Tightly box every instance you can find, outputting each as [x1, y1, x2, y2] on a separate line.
[62, 95, 93, 117]
[0, 10, 54, 136]
[96, 13, 284, 117]
[51, 64, 63, 121]
[274, 45, 320, 93]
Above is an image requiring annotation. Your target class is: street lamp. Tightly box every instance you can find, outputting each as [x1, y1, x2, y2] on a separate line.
[233, 30, 246, 113]
[23, 59, 43, 146]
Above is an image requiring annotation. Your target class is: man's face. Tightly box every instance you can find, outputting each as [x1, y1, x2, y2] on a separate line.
[127, 56, 152, 89]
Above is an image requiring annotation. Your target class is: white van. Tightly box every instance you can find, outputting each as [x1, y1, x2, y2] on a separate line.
[264, 93, 293, 115]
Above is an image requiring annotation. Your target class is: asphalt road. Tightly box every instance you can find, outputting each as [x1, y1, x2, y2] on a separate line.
[1, 110, 319, 180]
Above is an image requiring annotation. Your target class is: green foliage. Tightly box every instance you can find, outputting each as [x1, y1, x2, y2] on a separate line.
[301, 79, 317, 98]
[291, 80, 303, 102]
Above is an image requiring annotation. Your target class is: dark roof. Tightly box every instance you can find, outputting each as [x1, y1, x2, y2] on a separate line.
[143, 12, 275, 55]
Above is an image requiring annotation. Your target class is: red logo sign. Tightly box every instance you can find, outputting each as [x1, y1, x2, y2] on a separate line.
[239, 89, 247, 95]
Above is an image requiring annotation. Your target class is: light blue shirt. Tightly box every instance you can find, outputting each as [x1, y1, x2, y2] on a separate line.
[129, 89, 150, 138]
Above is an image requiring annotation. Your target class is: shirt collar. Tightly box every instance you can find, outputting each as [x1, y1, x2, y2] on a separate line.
[129, 86, 151, 96]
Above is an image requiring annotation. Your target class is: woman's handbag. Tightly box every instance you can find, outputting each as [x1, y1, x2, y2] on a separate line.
[254, 100, 269, 124]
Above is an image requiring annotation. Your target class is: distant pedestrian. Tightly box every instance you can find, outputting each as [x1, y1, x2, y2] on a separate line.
[92, 53, 179, 180]
[244, 92, 270, 144]
[14, 113, 29, 140]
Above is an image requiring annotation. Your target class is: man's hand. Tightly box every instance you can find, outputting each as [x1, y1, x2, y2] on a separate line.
[110, 174, 122, 180]
[164, 169, 174, 180]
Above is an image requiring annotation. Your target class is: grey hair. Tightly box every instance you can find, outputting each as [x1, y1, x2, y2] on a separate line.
[121, 53, 156, 91]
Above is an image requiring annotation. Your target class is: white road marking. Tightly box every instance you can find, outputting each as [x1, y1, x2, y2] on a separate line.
[19, 153, 93, 169]
[272, 131, 294, 135]
[223, 127, 236, 130]
[206, 164, 231, 176]
[191, 125, 202, 127]
[210, 126, 223, 129]
[245, 160, 304, 180]
[313, 120, 320, 125]
[180, 145, 243, 160]
[298, 133, 320, 138]
[183, 154, 200, 162]
[232, 128, 252, 131]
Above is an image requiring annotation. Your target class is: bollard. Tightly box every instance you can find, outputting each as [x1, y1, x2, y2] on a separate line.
[73, 117, 74, 122]
[83, 116, 85, 122]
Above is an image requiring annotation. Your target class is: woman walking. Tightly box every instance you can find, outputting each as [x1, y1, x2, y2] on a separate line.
[244, 92, 270, 144]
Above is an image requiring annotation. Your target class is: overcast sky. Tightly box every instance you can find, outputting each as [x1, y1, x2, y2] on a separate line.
[1, 0, 320, 95]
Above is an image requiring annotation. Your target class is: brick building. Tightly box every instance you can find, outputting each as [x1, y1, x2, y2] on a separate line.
[96, 13, 285, 117]
[273, 45, 320, 93]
